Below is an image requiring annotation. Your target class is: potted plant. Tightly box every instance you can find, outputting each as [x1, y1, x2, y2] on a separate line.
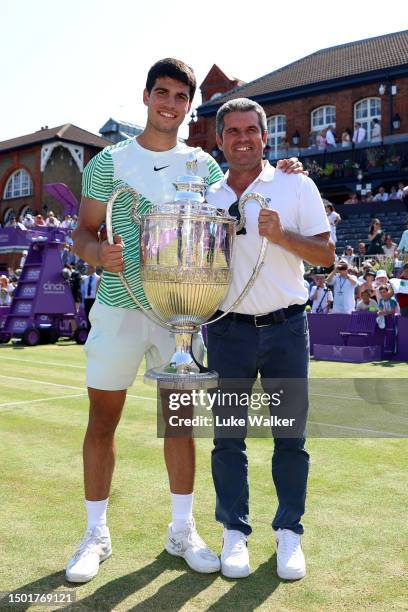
[384, 145, 401, 171]
[366, 147, 385, 172]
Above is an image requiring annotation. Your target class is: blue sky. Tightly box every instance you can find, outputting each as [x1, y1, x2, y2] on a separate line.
[0, 0, 404, 142]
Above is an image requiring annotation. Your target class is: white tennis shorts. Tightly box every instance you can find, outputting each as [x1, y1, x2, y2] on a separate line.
[84, 300, 204, 391]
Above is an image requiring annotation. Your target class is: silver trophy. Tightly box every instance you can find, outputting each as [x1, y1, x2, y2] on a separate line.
[106, 153, 268, 389]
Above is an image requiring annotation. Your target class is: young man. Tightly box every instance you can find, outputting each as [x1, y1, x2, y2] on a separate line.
[67, 58, 223, 582]
[205, 98, 334, 580]
[67, 60, 300, 582]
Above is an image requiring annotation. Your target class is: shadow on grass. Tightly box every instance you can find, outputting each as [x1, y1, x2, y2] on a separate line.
[206, 554, 280, 612]
[370, 360, 406, 367]
[2, 552, 281, 611]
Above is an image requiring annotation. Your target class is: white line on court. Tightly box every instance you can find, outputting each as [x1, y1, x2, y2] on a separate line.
[311, 392, 406, 407]
[308, 420, 407, 437]
[0, 374, 155, 401]
[0, 393, 87, 409]
[0, 355, 85, 369]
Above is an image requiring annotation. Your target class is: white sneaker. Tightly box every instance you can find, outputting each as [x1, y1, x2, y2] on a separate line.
[165, 519, 220, 573]
[221, 529, 250, 578]
[65, 525, 112, 583]
[275, 528, 306, 580]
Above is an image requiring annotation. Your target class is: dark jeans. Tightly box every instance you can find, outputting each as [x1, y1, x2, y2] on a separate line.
[207, 311, 310, 536]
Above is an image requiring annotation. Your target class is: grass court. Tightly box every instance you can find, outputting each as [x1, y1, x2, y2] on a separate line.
[0, 341, 407, 611]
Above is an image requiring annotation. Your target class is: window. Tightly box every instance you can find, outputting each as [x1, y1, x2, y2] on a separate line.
[4, 169, 33, 199]
[311, 106, 336, 132]
[354, 98, 381, 141]
[267, 115, 286, 156]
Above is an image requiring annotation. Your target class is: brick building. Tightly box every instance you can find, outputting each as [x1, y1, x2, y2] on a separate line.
[0, 124, 111, 224]
[188, 30, 408, 202]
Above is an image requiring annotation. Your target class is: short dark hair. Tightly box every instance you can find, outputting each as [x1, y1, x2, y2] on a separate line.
[216, 98, 267, 137]
[146, 58, 196, 100]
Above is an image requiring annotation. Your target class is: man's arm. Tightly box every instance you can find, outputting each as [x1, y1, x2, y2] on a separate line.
[72, 196, 124, 272]
[258, 209, 335, 267]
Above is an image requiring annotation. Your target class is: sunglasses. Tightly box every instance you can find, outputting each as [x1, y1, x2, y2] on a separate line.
[228, 200, 247, 235]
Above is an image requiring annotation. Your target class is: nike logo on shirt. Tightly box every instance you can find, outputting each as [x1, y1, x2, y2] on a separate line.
[154, 165, 170, 171]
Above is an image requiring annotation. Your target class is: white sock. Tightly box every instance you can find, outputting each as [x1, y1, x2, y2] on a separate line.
[85, 498, 109, 530]
[171, 493, 194, 532]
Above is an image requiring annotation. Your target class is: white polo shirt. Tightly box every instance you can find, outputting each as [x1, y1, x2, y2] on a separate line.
[206, 163, 330, 314]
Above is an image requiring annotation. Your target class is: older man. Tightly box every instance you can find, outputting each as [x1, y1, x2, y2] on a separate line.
[206, 98, 334, 580]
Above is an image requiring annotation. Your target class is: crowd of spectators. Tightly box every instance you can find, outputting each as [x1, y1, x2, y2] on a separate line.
[0, 210, 78, 230]
[343, 182, 408, 204]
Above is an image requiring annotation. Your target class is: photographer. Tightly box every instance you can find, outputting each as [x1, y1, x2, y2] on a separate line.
[310, 271, 333, 313]
[326, 261, 358, 313]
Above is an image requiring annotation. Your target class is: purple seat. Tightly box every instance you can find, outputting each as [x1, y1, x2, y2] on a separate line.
[339, 312, 377, 345]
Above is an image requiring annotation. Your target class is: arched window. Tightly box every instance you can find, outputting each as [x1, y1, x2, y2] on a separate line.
[311, 105, 336, 132]
[2, 208, 15, 226]
[354, 98, 381, 141]
[267, 115, 286, 156]
[3, 169, 33, 199]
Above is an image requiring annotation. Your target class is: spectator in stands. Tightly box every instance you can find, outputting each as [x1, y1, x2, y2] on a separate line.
[356, 289, 378, 312]
[342, 245, 356, 265]
[343, 193, 359, 205]
[0, 275, 14, 306]
[316, 129, 327, 150]
[396, 182, 406, 200]
[397, 219, 408, 255]
[367, 218, 385, 255]
[365, 191, 373, 202]
[390, 264, 408, 316]
[371, 118, 382, 142]
[326, 261, 358, 314]
[61, 214, 73, 230]
[377, 285, 398, 329]
[310, 272, 333, 313]
[358, 268, 377, 299]
[341, 128, 352, 147]
[46, 211, 60, 227]
[353, 122, 366, 144]
[389, 186, 399, 201]
[382, 234, 398, 258]
[35, 214, 46, 226]
[373, 269, 391, 301]
[325, 126, 336, 148]
[325, 203, 341, 244]
[22, 214, 35, 228]
[373, 187, 389, 202]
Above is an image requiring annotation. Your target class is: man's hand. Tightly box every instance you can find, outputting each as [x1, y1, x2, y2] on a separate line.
[277, 157, 308, 175]
[258, 209, 285, 244]
[99, 235, 124, 272]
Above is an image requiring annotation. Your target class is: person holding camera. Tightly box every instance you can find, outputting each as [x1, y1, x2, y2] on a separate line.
[367, 218, 385, 255]
[326, 262, 358, 313]
[310, 272, 333, 313]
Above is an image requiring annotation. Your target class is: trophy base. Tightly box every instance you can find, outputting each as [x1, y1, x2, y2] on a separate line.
[144, 366, 219, 390]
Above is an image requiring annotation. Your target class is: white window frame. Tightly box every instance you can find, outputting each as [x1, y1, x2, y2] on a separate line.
[311, 105, 336, 133]
[267, 115, 286, 158]
[354, 98, 381, 141]
[3, 169, 33, 199]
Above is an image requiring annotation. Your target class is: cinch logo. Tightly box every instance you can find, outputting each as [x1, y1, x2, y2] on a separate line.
[27, 270, 40, 281]
[22, 286, 35, 296]
[17, 302, 31, 314]
[13, 320, 26, 330]
[43, 281, 65, 293]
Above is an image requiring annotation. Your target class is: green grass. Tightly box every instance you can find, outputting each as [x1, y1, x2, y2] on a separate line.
[0, 342, 407, 611]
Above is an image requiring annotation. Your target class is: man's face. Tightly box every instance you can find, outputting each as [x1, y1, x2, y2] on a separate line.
[358, 243, 366, 254]
[315, 275, 325, 287]
[216, 111, 267, 170]
[361, 292, 370, 304]
[143, 76, 191, 134]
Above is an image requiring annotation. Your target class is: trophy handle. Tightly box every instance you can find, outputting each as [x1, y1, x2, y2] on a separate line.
[206, 192, 269, 326]
[105, 186, 174, 331]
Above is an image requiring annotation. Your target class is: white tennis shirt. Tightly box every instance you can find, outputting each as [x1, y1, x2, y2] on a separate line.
[206, 162, 330, 314]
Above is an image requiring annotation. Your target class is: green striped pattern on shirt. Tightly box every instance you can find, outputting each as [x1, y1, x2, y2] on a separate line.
[82, 140, 224, 309]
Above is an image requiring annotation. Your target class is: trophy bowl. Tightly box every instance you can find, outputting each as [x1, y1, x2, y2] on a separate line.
[106, 154, 268, 390]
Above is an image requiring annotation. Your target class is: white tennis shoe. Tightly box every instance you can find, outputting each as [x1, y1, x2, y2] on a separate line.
[221, 529, 250, 578]
[275, 528, 306, 580]
[65, 525, 112, 583]
[165, 519, 220, 573]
